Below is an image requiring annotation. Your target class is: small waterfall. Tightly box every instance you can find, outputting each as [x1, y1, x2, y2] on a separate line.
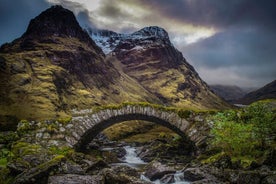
[123, 146, 146, 165]
[123, 146, 189, 184]
[174, 171, 189, 184]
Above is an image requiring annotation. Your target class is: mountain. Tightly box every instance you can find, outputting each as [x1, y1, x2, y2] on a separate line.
[210, 85, 247, 103]
[236, 80, 276, 104]
[0, 6, 229, 129]
[87, 27, 229, 109]
[0, 6, 159, 129]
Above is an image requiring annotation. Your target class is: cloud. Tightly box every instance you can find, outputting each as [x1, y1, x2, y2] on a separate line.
[0, 0, 275, 88]
[138, 0, 276, 30]
[0, 0, 50, 44]
[182, 26, 276, 87]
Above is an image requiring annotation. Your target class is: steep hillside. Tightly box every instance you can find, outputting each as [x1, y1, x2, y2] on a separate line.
[237, 80, 276, 104]
[0, 6, 158, 129]
[89, 27, 229, 109]
[210, 85, 246, 103]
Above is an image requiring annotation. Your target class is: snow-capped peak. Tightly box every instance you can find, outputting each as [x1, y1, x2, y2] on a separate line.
[131, 26, 169, 40]
[86, 26, 171, 54]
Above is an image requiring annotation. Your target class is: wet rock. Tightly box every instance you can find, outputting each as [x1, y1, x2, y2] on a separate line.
[183, 168, 205, 182]
[115, 147, 127, 158]
[144, 161, 175, 180]
[160, 173, 176, 183]
[48, 174, 104, 184]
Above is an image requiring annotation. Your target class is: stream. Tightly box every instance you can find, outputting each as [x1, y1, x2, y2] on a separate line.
[121, 145, 189, 184]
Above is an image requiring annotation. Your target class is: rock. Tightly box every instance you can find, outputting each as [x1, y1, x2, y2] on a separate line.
[86, 160, 109, 174]
[102, 167, 147, 184]
[262, 174, 276, 184]
[236, 171, 261, 184]
[213, 154, 232, 169]
[144, 161, 175, 181]
[183, 168, 205, 182]
[7, 160, 30, 175]
[13, 155, 65, 184]
[59, 161, 84, 174]
[215, 168, 274, 184]
[48, 174, 104, 184]
[115, 147, 127, 158]
[110, 165, 140, 178]
[160, 173, 176, 183]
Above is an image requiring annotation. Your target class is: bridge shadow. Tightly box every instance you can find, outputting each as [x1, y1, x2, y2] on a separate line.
[74, 113, 196, 154]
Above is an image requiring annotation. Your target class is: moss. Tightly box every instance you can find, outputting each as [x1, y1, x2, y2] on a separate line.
[16, 120, 37, 136]
[201, 152, 226, 164]
[48, 146, 74, 156]
[11, 142, 42, 158]
[0, 131, 19, 144]
[0, 157, 8, 167]
[56, 116, 72, 124]
[231, 156, 256, 169]
[177, 109, 192, 118]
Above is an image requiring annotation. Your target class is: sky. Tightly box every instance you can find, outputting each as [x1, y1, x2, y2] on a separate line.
[0, 0, 275, 89]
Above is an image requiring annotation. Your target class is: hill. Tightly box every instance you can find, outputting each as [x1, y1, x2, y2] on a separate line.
[237, 80, 276, 104]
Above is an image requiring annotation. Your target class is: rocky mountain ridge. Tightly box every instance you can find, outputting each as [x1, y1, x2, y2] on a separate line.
[88, 26, 229, 109]
[0, 6, 159, 129]
[0, 6, 229, 129]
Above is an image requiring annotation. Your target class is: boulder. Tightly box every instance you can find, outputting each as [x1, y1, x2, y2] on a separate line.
[159, 173, 176, 183]
[183, 168, 205, 182]
[102, 167, 147, 184]
[144, 161, 175, 180]
[59, 161, 84, 174]
[13, 156, 65, 184]
[86, 160, 109, 174]
[48, 174, 104, 184]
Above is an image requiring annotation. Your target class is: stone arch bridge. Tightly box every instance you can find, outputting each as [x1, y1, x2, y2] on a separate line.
[60, 105, 211, 151]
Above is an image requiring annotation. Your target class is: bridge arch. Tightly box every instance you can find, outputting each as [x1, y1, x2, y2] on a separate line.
[66, 105, 206, 151]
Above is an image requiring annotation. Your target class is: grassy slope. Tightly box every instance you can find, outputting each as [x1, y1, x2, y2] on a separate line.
[0, 37, 159, 129]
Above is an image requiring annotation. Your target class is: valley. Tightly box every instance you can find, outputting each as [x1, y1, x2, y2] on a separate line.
[0, 5, 275, 184]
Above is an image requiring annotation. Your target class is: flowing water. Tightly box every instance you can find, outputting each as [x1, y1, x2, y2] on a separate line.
[122, 146, 190, 184]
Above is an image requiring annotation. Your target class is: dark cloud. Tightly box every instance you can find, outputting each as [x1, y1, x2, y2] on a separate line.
[0, 0, 50, 44]
[140, 0, 276, 29]
[182, 26, 276, 87]
[0, 0, 275, 88]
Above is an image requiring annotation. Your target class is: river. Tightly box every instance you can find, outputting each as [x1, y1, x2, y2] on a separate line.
[122, 145, 190, 184]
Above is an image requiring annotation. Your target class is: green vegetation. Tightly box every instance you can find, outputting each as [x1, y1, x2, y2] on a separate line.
[207, 101, 276, 168]
[48, 146, 74, 156]
[87, 101, 216, 118]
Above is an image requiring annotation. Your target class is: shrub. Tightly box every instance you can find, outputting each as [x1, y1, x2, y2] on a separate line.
[209, 102, 276, 167]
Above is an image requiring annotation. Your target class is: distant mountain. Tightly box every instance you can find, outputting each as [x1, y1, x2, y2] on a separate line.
[236, 80, 276, 104]
[210, 85, 247, 103]
[87, 27, 229, 109]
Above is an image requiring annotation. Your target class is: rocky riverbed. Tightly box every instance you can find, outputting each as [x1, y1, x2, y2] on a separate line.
[0, 130, 275, 184]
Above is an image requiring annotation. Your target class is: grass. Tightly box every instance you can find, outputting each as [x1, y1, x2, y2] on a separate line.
[0, 158, 7, 167]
